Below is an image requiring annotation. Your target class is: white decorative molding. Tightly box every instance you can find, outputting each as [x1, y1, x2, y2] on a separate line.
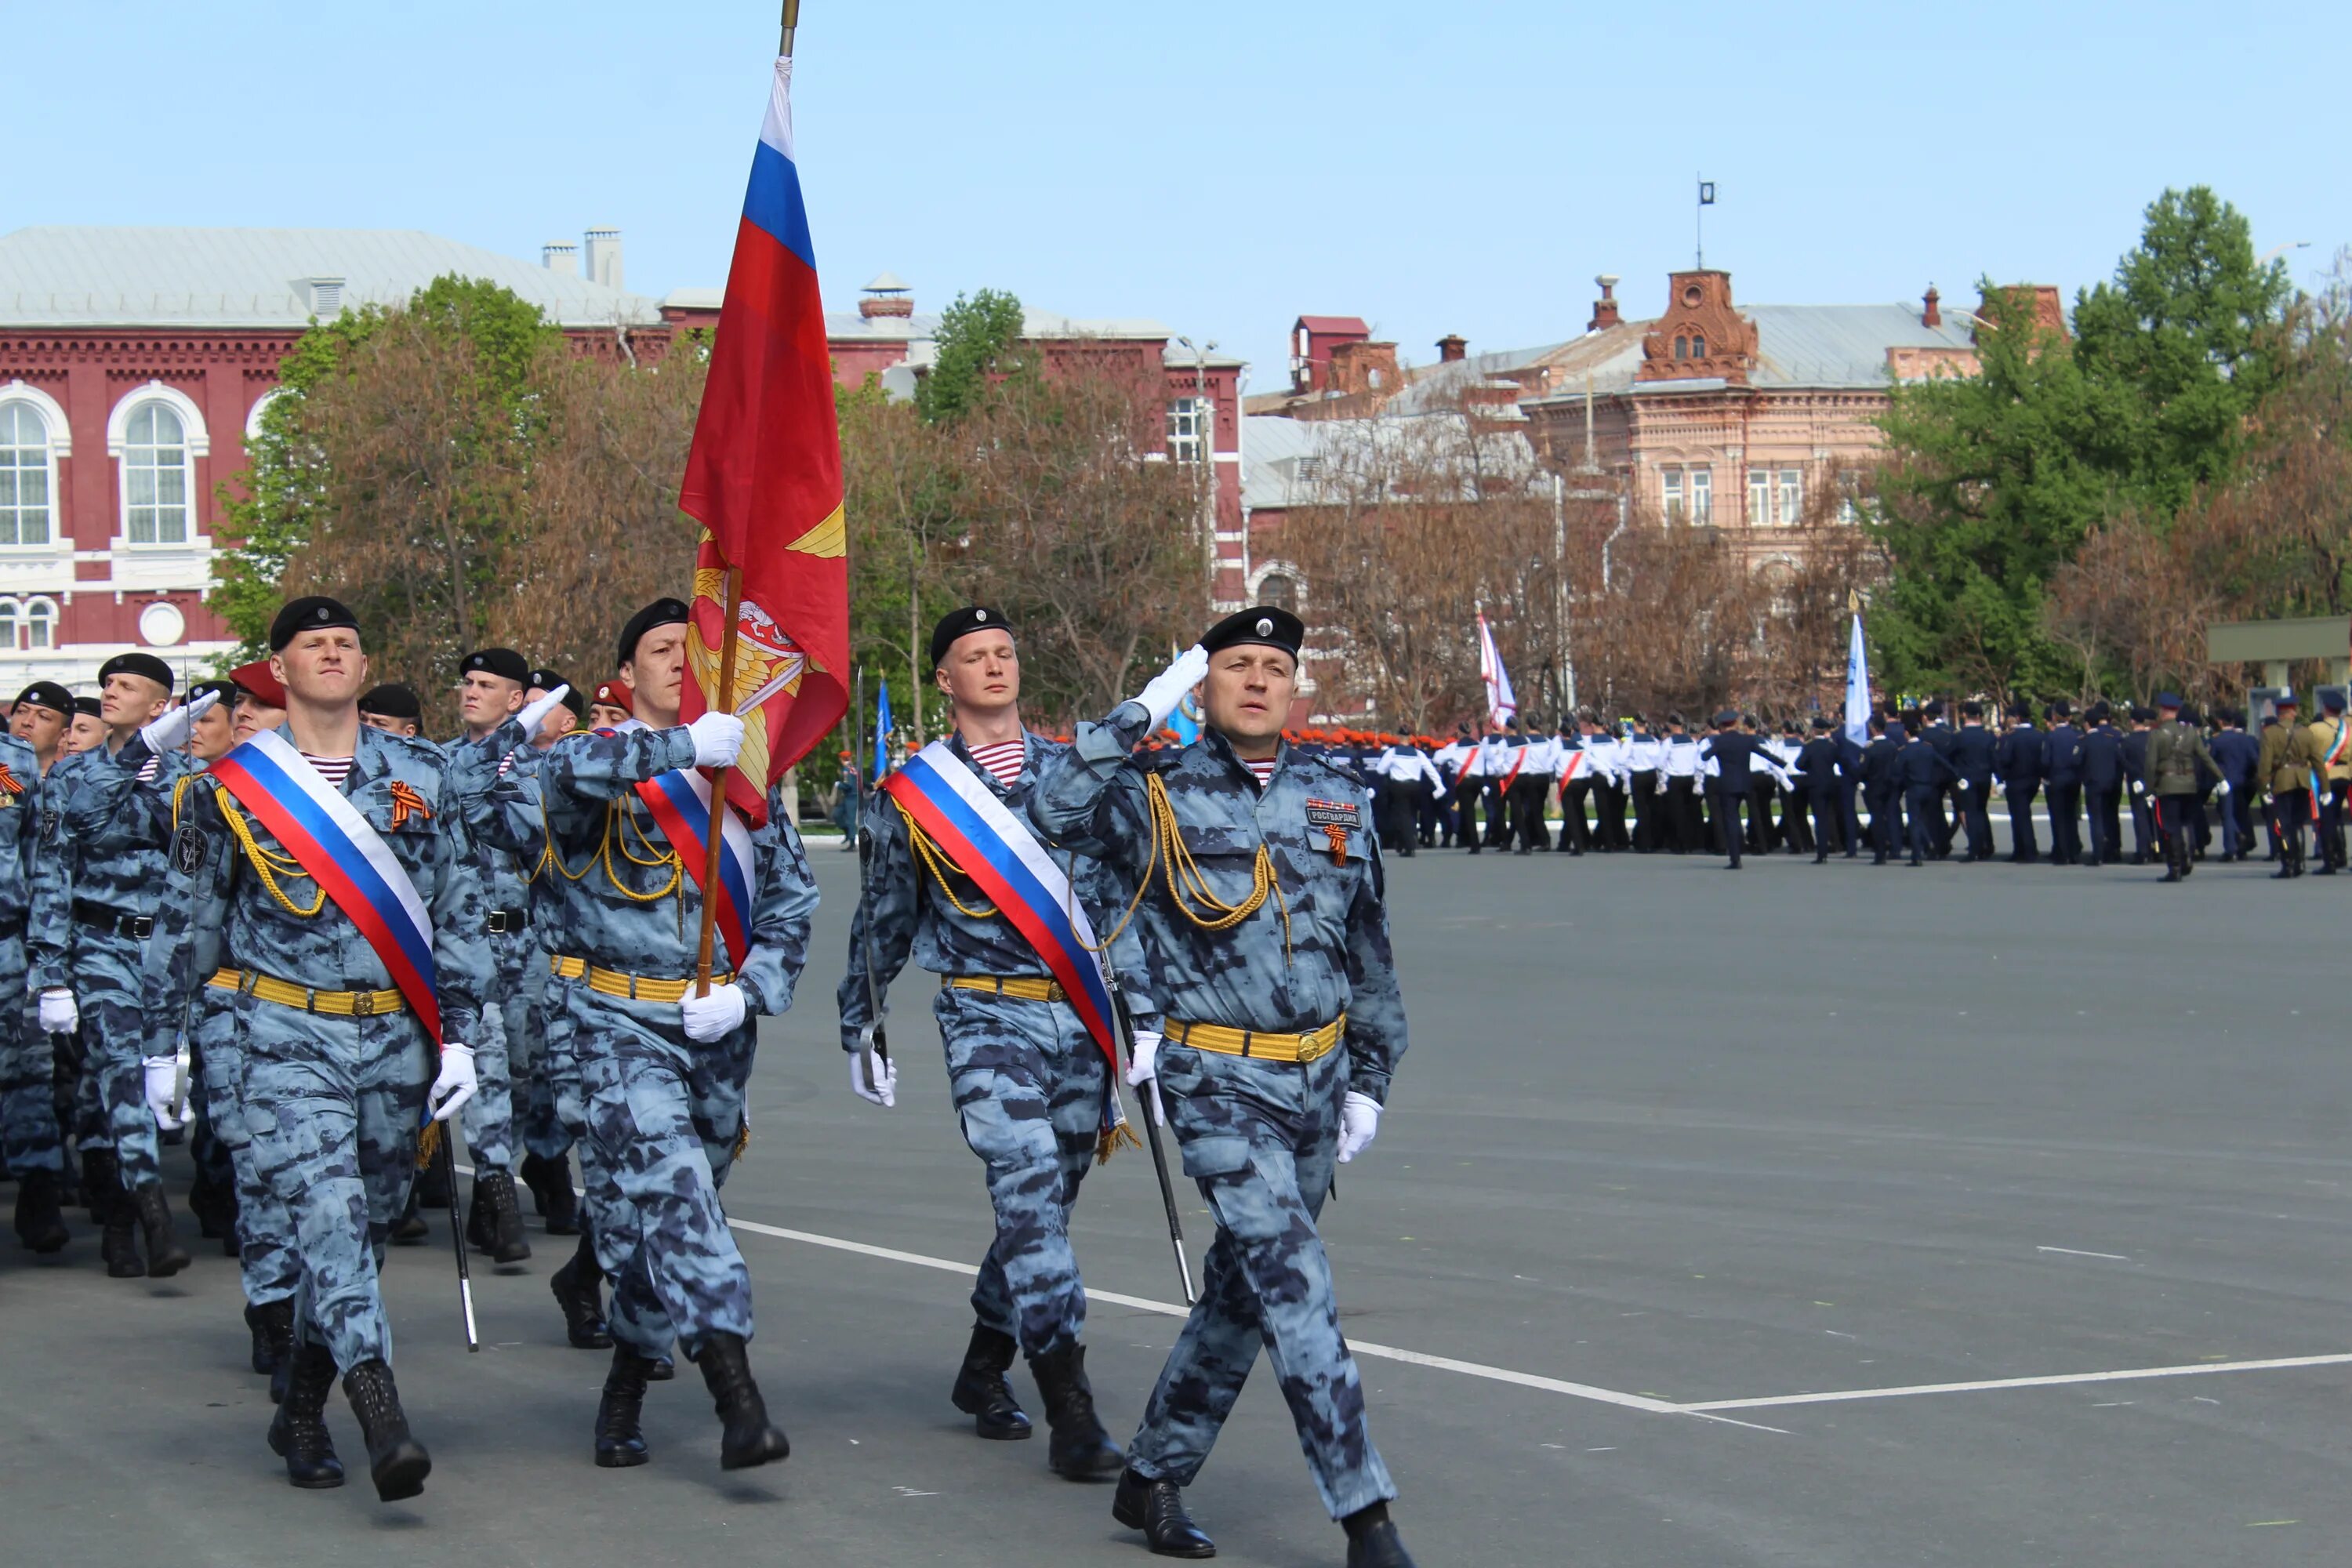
[0, 380, 71, 457]
[105, 380, 210, 459]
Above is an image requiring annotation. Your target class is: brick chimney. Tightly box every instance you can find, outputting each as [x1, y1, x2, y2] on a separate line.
[1589, 274, 1622, 332]
[1436, 333, 1468, 363]
[1922, 285, 1942, 328]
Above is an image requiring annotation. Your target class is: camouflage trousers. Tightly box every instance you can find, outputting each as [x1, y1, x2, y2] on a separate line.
[238, 995, 429, 1371]
[192, 991, 299, 1306]
[540, 975, 610, 1234]
[1128, 1040, 1396, 1520]
[0, 958, 62, 1176]
[506, 949, 574, 1163]
[935, 985, 1109, 1357]
[570, 982, 756, 1362]
[457, 933, 531, 1172]
[78, 935, 162, 1190]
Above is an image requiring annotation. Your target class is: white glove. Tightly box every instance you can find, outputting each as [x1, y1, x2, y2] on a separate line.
[681, 981, 747, 1042]
[1132, 644, 1210, 731]
[2130, 780, 2146, 797]
[687, 710, 746, 768]
[143, 1055, 184, 1130]
[426, 1043, 478, 1123]
[2218, 780, 2232, 797]
[1336, 1090, 1382, 1163]
[517, 683, 572, 738]
[1125, 1029, 1166, 1125]
[138, 688, 222, 756]
[37, 988, 77, 1033]
[1955, 779, 1969, 792]
[849, 1038, 897, 1108]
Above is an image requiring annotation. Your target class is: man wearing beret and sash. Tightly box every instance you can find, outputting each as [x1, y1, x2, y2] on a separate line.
[1034, 606, 1418, 1568]
[142, 596, 490, 1502]
[32, 651, 210, 1278]
[840, 604, 1142, 1480]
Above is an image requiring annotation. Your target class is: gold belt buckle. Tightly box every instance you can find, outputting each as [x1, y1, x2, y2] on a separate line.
[353, 989, 379, 1017]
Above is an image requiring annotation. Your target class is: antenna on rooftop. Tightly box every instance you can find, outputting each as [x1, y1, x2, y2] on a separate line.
[1695, 176, 1716, 270]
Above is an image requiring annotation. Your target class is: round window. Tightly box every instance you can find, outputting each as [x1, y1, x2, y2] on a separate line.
[1681, 284, 1703, 309]
[138, 600, 187, 647]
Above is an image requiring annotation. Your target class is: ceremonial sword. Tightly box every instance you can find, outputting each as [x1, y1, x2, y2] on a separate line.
[1096, 938, 1196, 1307]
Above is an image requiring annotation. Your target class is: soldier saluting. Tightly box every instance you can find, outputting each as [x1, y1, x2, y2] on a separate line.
[1033, 606, 1417, 1568]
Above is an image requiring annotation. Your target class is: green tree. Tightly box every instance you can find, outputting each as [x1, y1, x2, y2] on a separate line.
[913, 287, 1025, 426]
[1870, 186, 2293, 698]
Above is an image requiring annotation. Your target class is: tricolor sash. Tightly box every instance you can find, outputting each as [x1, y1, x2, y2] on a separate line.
[880, 741, 1120, 1069]
[633, 768, 757, 972]
[210, 730, 443, 1045]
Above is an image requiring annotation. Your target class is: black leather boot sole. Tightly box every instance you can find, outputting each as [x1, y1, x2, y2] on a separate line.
[949, 1323, 1033, 1440]
[1112, 1468, 1217, 1559]
[343, 1359, 431, 1502]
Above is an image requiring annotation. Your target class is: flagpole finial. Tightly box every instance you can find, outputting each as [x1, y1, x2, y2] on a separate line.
[779, 0, 801, 56]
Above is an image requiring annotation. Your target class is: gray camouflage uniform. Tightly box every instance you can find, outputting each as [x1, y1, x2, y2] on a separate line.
[521, 721, 816, 1361]
[438, 732, 528, 1174]
[0, 735, 60, 1178]
[34, 740, 199, 1192]
[143, 728, 488, 1371]
[839, 731, 1146, 1358]
[1033, 710, 1408, 1521]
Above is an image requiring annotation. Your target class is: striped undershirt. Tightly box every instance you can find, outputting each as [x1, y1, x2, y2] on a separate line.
[302, 753, 355, 789]
[1243, 757, 1276, 788]
[135, 755, 158, 783]
[967, 739, 1025, 787]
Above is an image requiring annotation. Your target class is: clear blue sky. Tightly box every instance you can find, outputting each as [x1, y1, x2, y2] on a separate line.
[13, 2, 2345, 387]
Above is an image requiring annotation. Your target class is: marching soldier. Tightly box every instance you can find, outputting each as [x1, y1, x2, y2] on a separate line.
[521, 597, 811, 1472]
[1994, 704, 2044, 864]
[2310, 691, 2350, 873]
[1949, 702, 1996, 862]
[839, 605, 1137, 1479]
[143, 597, 490, 1500]
[2042, 702, 2085, 866]
[1035, 606, 1417, 1568]
[2258, 691, 2325, 879]
[3, 692, 67, 1254]
[2145, 694, 2223, 882]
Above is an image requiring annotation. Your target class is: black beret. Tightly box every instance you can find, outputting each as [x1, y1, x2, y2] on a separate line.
[618, 597, 689, 667]
[13, 681, 72, 716]
[72, 695, 103, 719]
[460, 648, 530, 685]
[2048, 699, 2072, 717]
[559, 687, 586, 720]
[188, 678, 237, 708]
[98, 652, 175, 692]
[270, 596, 361, 652]
[1923, 700, 1944, 717]
[929, 605, 1012, 670]
[2129, 704, 2156, 723]
[1200, 605, 1303, 659]
[527, 666, 566, 693]
[358, 682, 422, 721]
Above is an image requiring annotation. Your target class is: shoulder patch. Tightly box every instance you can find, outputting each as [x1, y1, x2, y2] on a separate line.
[1304, 798, 1360, 828]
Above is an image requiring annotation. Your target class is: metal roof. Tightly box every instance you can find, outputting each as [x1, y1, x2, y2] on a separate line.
[0, 226, 664, 328]
[1242, 412, 1537, 510]
[821, 305, 1171, 344]
[1747, 303, 1977, 388]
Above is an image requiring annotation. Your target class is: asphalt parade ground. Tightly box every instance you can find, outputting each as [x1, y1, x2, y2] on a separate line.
[9, 835, 2352, 1566]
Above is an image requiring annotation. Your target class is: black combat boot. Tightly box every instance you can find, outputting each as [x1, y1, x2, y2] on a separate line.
[475, 1171, 531, 1263]
[267, 1339, 345, 1489]
[12, 1166, 69, 1254]
[132, 1183, 191, 1277]
[550, 1233, 614, 1349]
[1029, 1342, 1123, 1479]
[1341, 1504, 1418, 1567]
[595, 1345, 659, 1468]
[949, 1323, 1032, 1440]
[342, 1359, 431, 1501]
[245, 1298, 296, 1399]
[390, 1186, 429, 1244]
[520, 1152, 581, 1235]
[694, 1331, 789, 1470]
[88, 1155, 142, 1279]
[1112, 1467, 1215, 1559]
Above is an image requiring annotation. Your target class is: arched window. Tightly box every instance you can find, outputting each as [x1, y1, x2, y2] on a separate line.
[107, 382, 208, 548]
[1258, 571, 1300, 612]
[0, 599, 16, 649]
[24, 597, 54, 649]
[1691, 335, 1707, 358]
[123, 404, 191, 543]
[0, 383, 68, 548]
[1673, 336, 1688, 361]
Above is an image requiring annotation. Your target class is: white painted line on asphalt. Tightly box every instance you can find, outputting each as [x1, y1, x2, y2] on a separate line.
[1677, 1352, 2352, 1413]
[2037, 1245, 2132, 1261]
[722, 1215, 1689, 1417]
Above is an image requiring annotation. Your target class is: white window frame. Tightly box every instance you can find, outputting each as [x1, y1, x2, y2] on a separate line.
[1661, 466, 1683, 523]
[1778, 468, 1802, 527]
[244, 386, 285, 443]
[106, 381, 209, 550]
[22, 595, 56, 649]
[0, 382, 70, 552]
[1690, 466, 1713, 524]
[1250, 559, 1305, 614]
[1167, 395, 1210, 465]
[1747, 467, 1769, 528]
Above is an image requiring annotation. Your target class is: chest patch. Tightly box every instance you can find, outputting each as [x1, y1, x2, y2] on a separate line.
[1304, 800, 1359, 829]
[172, 825, 209, 877]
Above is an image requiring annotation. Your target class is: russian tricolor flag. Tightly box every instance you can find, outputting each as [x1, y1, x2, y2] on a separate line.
[678, 55, 851, 826]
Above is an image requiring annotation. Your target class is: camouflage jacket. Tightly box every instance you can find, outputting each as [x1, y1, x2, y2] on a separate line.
[837, 730, 1150, 1052]
[138, 727, 489, 1047]
[524, 722, 816, 1018]
[0, 734, 53, 978]
[27, 740, 200, 991]
[1031, 706, 1407, 1105]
